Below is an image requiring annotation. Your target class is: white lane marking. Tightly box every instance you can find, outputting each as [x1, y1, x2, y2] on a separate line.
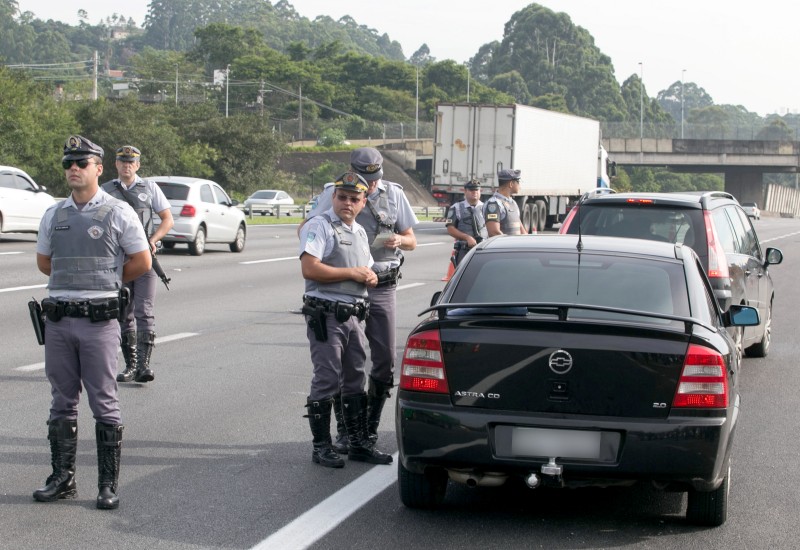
[761, 230, 800, 243]
[16, 362, 45, 372]
[155, 332, 200, 344]
[252, 454, 399, 550]
[398, 283, 425, 291]
[0, 251, 24, 255]
[240, 256, 296, 265]
[0, 283, 47, 294]
[13, 332, 199, 371]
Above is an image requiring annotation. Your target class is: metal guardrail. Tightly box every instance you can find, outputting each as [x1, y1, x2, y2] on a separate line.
[237, 204, 448, 219]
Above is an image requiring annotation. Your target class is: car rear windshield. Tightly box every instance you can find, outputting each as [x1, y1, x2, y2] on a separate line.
[450, 251, 690, 324]
[252, 191, 277, 199]
[156, 182, 189, 201]
[564, 204, 705, 251]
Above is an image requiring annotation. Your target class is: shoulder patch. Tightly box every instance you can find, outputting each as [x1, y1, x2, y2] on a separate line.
[486, 213, 499, 221]
[486, 202, 499, 214]
[306, 231, 316, 242]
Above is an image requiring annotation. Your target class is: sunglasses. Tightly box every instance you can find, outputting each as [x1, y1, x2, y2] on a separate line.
[335, 194, 363, 204]
[62, 158, 96, 169]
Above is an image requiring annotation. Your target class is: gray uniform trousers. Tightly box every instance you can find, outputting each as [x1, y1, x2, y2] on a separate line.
[307, 314, 368, 400]
[121, 267, 157, 333]
[44, 316, 121, 424]
[364, 284, 396, 385]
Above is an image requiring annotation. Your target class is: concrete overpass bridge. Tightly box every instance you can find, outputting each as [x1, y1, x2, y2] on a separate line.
[602, 138, 800, 215]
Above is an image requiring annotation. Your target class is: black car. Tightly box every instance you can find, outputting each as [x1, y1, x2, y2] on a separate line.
[396, 235, 759, 526]
[560, 190, 782, 358]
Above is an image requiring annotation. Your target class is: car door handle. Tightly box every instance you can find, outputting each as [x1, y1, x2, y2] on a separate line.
[744, 270, 751, 276]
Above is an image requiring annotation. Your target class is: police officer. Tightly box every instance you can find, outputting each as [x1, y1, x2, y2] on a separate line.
[33, 135, 151, 509]
[484, 169, 527, 236]
[102, 145, 174, 384]
[445, 179, 488, 266]
[299, 171, 392, 468]
[303, 147, 418, 454]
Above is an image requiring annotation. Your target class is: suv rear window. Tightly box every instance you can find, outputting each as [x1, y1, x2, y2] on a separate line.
[564, 205, 705, 251]
[156, 182, 189, 201]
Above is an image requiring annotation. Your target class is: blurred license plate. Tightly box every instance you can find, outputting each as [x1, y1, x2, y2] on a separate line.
[511, 427, 601, 459]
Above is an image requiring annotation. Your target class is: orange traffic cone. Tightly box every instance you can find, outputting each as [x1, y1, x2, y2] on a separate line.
[441, 249, 457, 281]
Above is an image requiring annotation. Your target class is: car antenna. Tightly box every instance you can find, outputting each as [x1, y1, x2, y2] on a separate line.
[576, 192, 587, 252]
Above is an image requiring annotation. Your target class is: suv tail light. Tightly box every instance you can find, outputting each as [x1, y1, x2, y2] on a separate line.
[672, 344, 728, 408]
[558, 206, 578, 233]
[400, 329, 449, 394]
[703, 210, 729, 279]
[180, 204, 196, 217]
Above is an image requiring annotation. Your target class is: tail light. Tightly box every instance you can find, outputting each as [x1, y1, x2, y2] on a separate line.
[400, 329, 449, 394]
[180, 204, 196, 217]
[559, 206, 578, 233]
[703, 211, 729, 279]
[672, 344, 728, 408]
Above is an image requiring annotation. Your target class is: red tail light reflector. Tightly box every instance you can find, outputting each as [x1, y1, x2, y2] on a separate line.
[672, 344, 728, 408]
[400, 329, 449, 394]
[703, 210, 729, 279]
[179, 204, 196, 217]
[624, 198, 655, 205]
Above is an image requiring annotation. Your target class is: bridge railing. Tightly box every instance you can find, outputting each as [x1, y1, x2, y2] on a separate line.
[601, 121, 800, 141]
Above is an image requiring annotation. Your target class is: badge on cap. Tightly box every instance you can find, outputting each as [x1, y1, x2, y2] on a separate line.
[67, 136, 82, 150]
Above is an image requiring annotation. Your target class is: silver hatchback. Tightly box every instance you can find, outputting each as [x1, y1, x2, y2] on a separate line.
[151, 176, 246, 256]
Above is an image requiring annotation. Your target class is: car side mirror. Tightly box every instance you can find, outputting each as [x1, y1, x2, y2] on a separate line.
[430, 291, 442, 307]
[722, 304, 760, 327]
[229, 199, 239, 207]
[765, 247, 783, 266]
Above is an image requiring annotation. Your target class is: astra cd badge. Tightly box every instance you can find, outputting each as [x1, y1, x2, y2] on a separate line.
[548, 349, 573, 374]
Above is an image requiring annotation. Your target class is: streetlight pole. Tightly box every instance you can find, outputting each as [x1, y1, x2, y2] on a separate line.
[681, 69, 686, 139]
[638, 62, 643, 146]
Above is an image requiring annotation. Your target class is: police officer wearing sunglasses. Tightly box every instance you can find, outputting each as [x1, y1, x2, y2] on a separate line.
[299, 171, 392, 468]
[33, 135, 151, 509]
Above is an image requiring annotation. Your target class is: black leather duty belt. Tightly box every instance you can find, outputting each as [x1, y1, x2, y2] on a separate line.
[41, 297, 121, 323]
[302, 296, 369, 322]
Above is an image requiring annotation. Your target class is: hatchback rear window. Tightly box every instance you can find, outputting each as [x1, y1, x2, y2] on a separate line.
[156, 182, 189, 201]
[451, 251, 690, 324]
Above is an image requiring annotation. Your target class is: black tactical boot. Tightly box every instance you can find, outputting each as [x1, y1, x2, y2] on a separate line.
[332, 394, 349, 455]
[134, 331, 155, 383]
[306, 397, 345, 468]
[366, 377, 393, 445]
[33, 418, 78, 502]
[341, 393, 393, 465]
[117, 331, 137, 382]
[96, 423, 123, 510]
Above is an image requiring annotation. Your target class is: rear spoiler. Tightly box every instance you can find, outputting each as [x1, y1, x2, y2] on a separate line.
[420, 301, 702, 332]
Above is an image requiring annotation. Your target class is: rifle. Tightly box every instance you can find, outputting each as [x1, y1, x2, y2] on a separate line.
[152, 245, 171, 290]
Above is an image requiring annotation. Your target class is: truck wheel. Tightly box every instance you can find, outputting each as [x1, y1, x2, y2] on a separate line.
[398, 462, 447, 509]
[686, 461, 730, 526]
[523, 203, 538, 234]
[535, 200, 547, 233]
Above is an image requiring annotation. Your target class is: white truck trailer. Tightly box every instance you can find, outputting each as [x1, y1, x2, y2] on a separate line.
[431, 103, 612, 232]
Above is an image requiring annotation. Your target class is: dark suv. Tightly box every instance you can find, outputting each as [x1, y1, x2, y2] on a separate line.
[560, 190, 783, 357]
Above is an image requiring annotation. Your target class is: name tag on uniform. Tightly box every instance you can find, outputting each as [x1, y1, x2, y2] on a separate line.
[340, 240, 353, 245]
[54, 225, 70, 231]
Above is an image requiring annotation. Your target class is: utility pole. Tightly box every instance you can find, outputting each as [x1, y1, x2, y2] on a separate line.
[415, 66, 419, 139]
[681, 69, 686, 139]
[93, 50, 98, 100]
[298, 84, 303, 144]
[225, 64, 230, 118]
[259, 79, 265, 117]
[638, 62, 644, 149]
[175, 66, 179, 106]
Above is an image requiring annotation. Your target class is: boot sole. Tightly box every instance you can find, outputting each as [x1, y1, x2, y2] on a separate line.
[312, 455, 345, 468]
[33, 488, 77, 502]
[134, 374, 154, 383]
[97, 499, 120, 510]
[348, 453, 393, 465]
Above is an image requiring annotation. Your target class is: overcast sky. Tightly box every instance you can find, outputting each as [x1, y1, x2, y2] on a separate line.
[15, 0, 798, 116]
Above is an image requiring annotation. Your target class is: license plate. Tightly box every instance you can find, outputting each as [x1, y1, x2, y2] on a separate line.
[510, 427, 601, 459]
